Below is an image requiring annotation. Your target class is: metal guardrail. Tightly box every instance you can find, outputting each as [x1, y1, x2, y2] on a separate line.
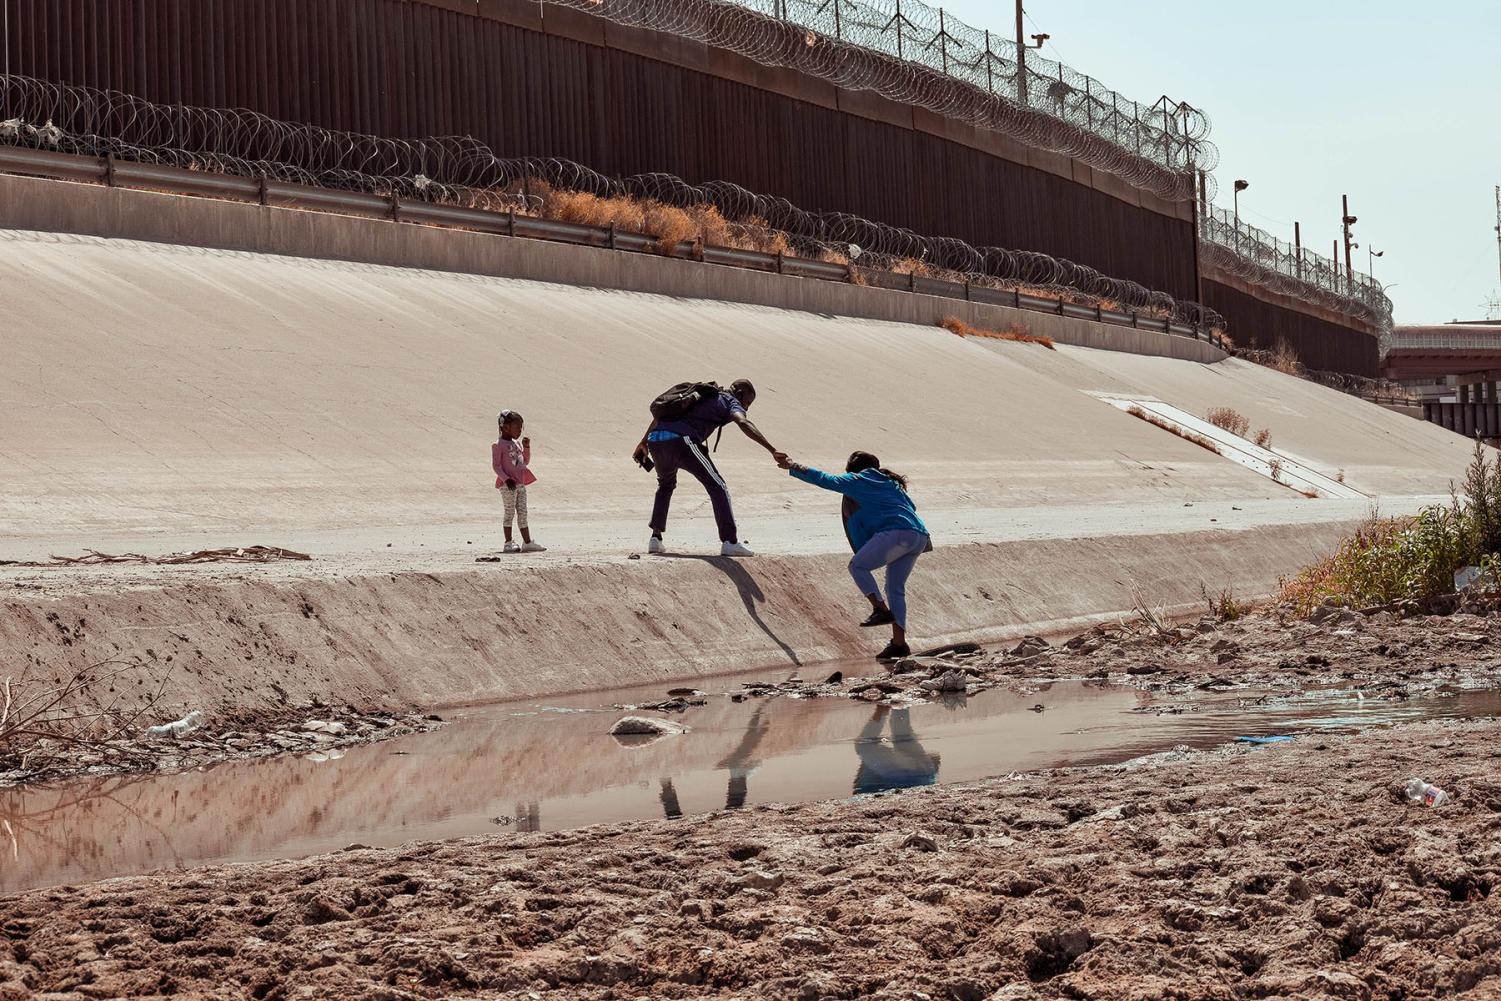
[0, 145, 1226, 350]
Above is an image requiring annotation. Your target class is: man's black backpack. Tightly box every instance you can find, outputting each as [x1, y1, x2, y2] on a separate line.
[649, 382, 722, 421]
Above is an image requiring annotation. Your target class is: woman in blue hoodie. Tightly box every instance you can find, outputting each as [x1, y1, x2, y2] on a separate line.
[775, 450, 930, 659]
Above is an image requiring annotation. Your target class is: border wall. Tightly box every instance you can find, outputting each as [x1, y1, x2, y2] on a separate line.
[1, 0, 1382, 374]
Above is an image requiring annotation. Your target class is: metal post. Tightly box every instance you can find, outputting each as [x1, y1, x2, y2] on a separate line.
[984, 31, 993, 94]
[1189, 162, 1203, 305]
[1494, 185, 1500, 286]
[894, 0, 903, 59]
[1342, 193, 1353, 289]
[1014, 0, 1027, 104]
[833, 0, 841, 39]
[938, 9, 947, 73]
[1333, 239, 1340, 292]
[1294, 221, 1302, 280]
[1084, 78, 1092, 128]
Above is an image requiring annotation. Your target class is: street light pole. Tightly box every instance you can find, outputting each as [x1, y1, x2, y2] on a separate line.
[1369, 247, 1383, 278]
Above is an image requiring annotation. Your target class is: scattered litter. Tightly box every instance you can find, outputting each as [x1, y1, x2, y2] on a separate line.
[1, 546, 311, 567]
[302, 720, 349, 736]
[825, 671, 844, 684]
[145, 710, 205, 737]
[1235, 735, 1294, 744]
[1403, 777, 1449, 807]
[609, 716, 688, 737]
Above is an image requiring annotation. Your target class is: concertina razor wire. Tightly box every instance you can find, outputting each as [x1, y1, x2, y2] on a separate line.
[542, 0, 1216, 203]
[0, 73, 1220, 328]
[0, 72, 1389, 337]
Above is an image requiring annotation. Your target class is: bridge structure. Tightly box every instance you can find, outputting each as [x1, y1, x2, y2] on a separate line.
[1386, 323, 1501, 437]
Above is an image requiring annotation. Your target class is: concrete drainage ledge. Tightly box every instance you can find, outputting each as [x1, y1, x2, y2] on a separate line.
[0, 171, 1224, 364]
[1, 521, 1353, 718]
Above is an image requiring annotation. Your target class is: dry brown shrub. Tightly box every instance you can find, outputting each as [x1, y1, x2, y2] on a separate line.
[685, 203, 734, 248]
[641, 201, 697, 254]
[1216, 331, 1236, 351]
[545, 190, 646, 233]
[1254, 428, 1273, 449]
[940, 316, 1055, 350]
[1125, 405, 1221, 454]
[1205, 407, 1251, 437]
[1269, 338, 1301, 375]
[1268, 457, 1284, 481]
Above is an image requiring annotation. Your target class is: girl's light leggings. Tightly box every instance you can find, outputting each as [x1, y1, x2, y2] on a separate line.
[848, 529, 928, 628]
[503, 485, 529, 531]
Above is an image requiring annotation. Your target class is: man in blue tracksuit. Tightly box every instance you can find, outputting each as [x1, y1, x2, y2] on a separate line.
[632, 379, 781, 557]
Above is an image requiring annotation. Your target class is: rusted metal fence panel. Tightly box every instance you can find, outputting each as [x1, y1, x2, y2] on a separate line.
[0, 0, 1198, 304]
[1202, 279, 1380, 378]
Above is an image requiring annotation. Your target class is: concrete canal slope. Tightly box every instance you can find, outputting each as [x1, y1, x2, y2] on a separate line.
[0, 227, 1474, 710]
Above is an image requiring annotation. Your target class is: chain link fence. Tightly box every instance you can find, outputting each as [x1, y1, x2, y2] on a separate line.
[1199, 204, 1393, 345]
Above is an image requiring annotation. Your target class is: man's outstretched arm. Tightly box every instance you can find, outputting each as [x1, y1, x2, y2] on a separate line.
[732, 411, 778, 454]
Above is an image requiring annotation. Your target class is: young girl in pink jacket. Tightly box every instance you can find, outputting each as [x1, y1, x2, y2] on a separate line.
[492, 410, 546, 553]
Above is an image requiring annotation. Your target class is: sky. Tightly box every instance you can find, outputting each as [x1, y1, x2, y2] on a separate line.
[937, 0, 1501, 324]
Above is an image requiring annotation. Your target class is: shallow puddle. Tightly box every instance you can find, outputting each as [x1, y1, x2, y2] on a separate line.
[3, 668, 1498, 893]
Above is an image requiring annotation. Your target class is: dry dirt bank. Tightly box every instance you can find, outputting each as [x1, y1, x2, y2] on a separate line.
[2, 716, 1498, 1000]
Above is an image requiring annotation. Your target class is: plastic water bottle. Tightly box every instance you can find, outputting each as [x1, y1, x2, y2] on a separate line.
[1403, 778, 1449, 807]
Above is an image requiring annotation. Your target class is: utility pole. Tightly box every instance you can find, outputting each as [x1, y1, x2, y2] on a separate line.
[1015, 0, 1027, 105]
[1494, 185, 1501, 287]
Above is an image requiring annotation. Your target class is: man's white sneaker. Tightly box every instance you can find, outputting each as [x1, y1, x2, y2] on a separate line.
[503, 541, 521, 553]
[648, 536, 667, 555]
[720, 541, 755, 557]
[521, 541, 547, 552]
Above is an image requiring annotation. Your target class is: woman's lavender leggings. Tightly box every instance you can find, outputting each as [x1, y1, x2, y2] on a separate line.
[848, 529, 928, 628]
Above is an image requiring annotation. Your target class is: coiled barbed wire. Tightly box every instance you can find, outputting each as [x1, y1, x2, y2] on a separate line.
[540, 0, 1217, 202]
[1200, 205, 1393, 346]
[0, 74, 1227, 328]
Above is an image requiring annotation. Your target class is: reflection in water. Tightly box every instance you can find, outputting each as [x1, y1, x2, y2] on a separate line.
[3, 674, 1499, 894]
[853, 707, 940, 794]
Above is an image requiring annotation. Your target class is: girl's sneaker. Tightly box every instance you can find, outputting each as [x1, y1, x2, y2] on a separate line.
[503, 541, 521, 553]
[860, 608, 895, 627]
[521, 541, 547, 552]
[875, 641, 911, 661]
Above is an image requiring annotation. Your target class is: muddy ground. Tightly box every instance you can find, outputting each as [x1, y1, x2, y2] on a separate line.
[0, 705, 443, 789]
[2, 717, 1498, 1000]
[669, 599, 1501, 715]
[3, 607, 1501, 999]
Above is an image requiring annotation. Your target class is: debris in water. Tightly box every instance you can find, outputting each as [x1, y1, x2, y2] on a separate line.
[1235, 735, 1294, 744]
[919, 670, 969, 693]
[609, 716, 688, 737]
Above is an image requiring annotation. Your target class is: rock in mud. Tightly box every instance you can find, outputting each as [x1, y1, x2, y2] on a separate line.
[608, 716, 688, 737]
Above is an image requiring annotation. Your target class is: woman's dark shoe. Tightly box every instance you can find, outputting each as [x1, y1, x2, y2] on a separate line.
[875, 641, 911, 661]
[860, 608, 895, 628]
